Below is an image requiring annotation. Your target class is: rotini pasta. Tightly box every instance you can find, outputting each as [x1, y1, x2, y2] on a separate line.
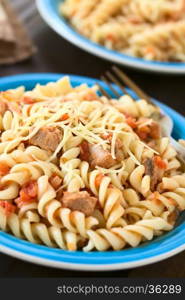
[0, 76, 184, 252]
[83, 212, 173, 251]
[60, 0, 185, 62]
[37, 175, 98, 237]
[80, 161, 126, 228]
[0, 206, 79, 250]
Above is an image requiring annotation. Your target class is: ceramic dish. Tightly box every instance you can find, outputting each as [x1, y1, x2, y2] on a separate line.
[36, 0, 185, 74]
[0, 73, 185, 271]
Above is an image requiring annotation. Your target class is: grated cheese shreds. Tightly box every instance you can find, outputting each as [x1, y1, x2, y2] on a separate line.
[0, 76, 162, 165]
[96, 162, 125, 175]
[49, 127, 72, 162]
[139, 140, 159, 155]
[127, 148, 141, 166]
[138, 119, 153, 129]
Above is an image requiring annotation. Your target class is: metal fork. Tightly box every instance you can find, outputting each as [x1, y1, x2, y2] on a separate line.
[98, 66, 185, 164]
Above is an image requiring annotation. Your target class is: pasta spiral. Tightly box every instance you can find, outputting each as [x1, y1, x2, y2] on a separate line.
[80, 161, 125, 228]
[0, 206, 79, 251]
[129, 165, 151, 197]
[83, 214, 172, 251]
[60, 146, 84, 192]
[37, 176, 99, 237]
[124, 175, 185, 218]
[0, 147, 59, 201]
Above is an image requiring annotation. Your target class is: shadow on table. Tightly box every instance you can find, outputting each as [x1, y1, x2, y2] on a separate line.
[0, 251, 184, 278]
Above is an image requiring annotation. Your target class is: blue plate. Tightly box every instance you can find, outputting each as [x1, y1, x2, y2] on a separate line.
[0, 73, 185, 271]
[36, 0, 185, 74]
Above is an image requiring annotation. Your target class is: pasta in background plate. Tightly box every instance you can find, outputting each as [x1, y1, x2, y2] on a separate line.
[0, 77, 184, 252]
[60, 0, 185, 62]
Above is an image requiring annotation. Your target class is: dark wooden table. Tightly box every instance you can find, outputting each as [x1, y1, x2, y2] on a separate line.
[0, 1, 185, 278]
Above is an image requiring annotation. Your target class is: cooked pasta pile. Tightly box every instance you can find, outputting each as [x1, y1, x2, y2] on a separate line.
[0, 77, 185, 251]
[60, 0, 185, 62]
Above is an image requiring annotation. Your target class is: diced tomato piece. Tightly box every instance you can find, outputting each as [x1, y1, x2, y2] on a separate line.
[137, 131, 148, 140]
[136, 126, 150, 140]
[60, 113, 69, 121]
[154, 156, 167, 169]
[22, 181, 38, 198]
[136, 120, 160, 140]
[139, 126, 150, 133]
[49, 174, 62, 190]
[0, 163, 10, 176]
[22, 96, 35, 104]
[145, 46, 156, 56]
[19, 190, 32, 203]
[95, 174, 105, 188]
[80, 140, 90, 161]
[106, 34, 117, 42]
[14, 197, 24, 208]
[0, 201, 16, 216]
[126, 117, 137, 129]
[16, 181, 38, 207]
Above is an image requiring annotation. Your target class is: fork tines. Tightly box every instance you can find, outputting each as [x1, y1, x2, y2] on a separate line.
[100, 68, 127, 99]
[100, 65, 153, 105]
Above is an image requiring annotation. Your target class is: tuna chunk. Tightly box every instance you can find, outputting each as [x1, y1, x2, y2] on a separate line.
[29, 126, 62, 152]
[144, 158, 155, 177]
[0, 101, 8, 116]
[114, 138, 124, 162]
[89, 144, 117, 168]
[144, 157, 165, 191]
[136, 119, 161, 141]
[80, 139, 124, 168]
[61, 191, 97, 216]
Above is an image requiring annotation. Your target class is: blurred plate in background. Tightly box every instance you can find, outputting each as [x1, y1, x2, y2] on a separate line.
[37, 0, 185, 74]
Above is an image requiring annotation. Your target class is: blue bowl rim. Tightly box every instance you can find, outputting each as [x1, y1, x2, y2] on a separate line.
[36, 0, 185, 74]
[0, 73, 185, 271]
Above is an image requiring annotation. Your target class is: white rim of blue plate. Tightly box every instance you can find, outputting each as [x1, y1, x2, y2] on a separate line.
[36, 0, 185, 74]
[0, 73, 185, 271]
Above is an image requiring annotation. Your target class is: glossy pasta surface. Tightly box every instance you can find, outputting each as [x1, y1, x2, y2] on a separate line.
[60, 0, 185, 62]
[0, 77, 184, 252]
